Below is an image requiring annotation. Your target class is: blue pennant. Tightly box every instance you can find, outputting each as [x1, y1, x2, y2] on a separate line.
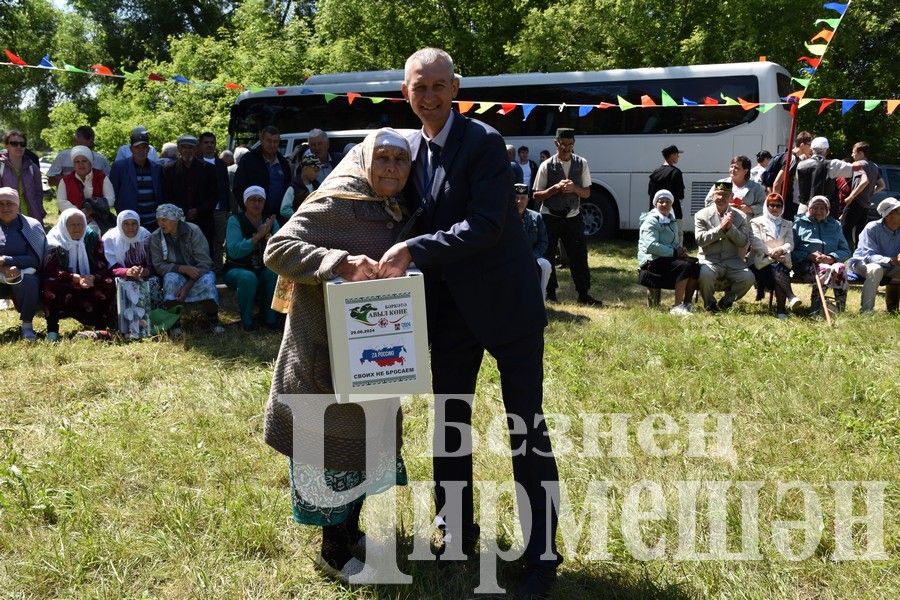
[823, 2, 847, 15]
[522, 103, 537, 120]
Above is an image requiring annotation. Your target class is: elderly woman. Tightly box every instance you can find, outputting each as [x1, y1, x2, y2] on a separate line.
[224, 186, 280, 331]
[705, 155, 767, 218]
[0, 187, 46, 340]
[150, 204, 222, 334]
[792, 195, 851, 315]
[102, 210, 160, 339]
[57, 145, 116, 233]
[0, 131, 45, 223]
[280, 154, 322, 221]
[638, 189, 700, 316]
[749, 193, 803, 319]
[263, 128, 411, 582]
[42, 208, 117, 341]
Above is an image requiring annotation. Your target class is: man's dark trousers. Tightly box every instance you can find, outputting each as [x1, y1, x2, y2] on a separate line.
[543, 212, 590, 298]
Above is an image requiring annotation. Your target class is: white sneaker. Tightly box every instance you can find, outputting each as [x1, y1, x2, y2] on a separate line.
[669, 304, 691, 317]
[788, 296, 803, 312]
[776, 313, 789, 320]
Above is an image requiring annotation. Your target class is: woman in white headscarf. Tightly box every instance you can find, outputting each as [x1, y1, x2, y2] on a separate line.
[263, 128, 411, 582]
[56, 145, 115, 215]
[103, 209, 160, 338]
[749, 193, 803, 319]
[42, 208, 116, 341]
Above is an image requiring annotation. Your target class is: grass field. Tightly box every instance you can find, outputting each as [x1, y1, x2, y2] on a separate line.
[0, 239, 897, 599]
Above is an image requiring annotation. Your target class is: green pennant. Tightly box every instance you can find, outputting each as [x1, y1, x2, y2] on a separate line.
[476, 102, 495, 114]
[720, 93, 739, 106]
[323, 93, 338, 103]
[791, 77, 811, 88]
[120, 68, 141, 80]
[815, 18, 840, 28]
[660, 89, 678, 107]
[370, 97, 386, 104]
[863, 100, 880, 111]
[798, 98, 813, 108]
[63, 63, 89, 74]
[249, 86, 264, 93]
[617, 95, 636, 111]
[757, 103, 777, 113]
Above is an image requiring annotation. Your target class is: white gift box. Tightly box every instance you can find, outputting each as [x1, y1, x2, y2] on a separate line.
[324, 269, 431, 400]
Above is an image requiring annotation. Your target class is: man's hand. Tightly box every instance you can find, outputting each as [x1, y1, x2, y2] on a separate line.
[377, 242, 412, 278]
[336, 254, 379, 281]
[557, 178, 575, 194]
[720, 212, 734, 231]
[740, 204, 754, 216]
[175, 281, 194, 303]
[2, 265, 20, 280]
[179, 265, 201, 280]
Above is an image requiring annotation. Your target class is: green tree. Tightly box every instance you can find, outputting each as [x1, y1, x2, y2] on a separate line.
[40, 101, 89, 151]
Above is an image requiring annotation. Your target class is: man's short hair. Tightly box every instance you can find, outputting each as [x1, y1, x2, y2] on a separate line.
[308, 128, 327, 141]
[556, 128, 575, 140]
[795, 131, 813, 147]
[75, 126, 95, 142]
[260, 125, 280, 138]
[852, 141, 870, 156]
[404, 48, 455, 84]
[518, 145, 529, 153]
[199, 131, 216, 142]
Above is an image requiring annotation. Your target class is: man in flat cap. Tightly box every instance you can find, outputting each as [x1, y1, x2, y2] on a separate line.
[162, 134, 218, 256]
[110, 129, 164, 231]
[849, 197, 900, 313]
[532, 128, 601, 305]
[694, 180, 754, 312]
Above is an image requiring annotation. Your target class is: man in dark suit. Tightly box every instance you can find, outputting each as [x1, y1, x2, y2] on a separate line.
[377, 48, 561, 599]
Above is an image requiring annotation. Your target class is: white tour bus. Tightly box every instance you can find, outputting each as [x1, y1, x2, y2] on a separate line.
[228, 61, 793, 237]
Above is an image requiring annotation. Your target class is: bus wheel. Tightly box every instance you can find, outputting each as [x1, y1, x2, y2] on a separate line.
[582, 189, 618, 238]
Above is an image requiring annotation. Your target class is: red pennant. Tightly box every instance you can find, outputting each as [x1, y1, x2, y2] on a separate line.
[225, 82, 244, 90]
[596, 102, 616, 109]
[703, 97, 719, 105]
[498, 103, 517, 115]
[818, 98, 836, 114]
[91, 64, 113, 76]
[456, 101, 476, 114]
[347, 92, 361, 105]
[148, 72, 165, 81]
[4, 49, 27, 66]
[798, 56, 821, 68]
[275, 88, 287, 96]
[738, 97, 760, 111]
[640, 95, 657, 107]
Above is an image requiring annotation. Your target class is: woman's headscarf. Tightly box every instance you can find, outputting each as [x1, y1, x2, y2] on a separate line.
[102, 209, 150, 268]
[302, 127, 411, 221]
[70, 145, 93, 166]
[651, 189, 674, 224]
[808, 195, 830, 219]
[763, 192, 785, 236]
[47, 208, 92, 276]
[155, 203, 185, 261]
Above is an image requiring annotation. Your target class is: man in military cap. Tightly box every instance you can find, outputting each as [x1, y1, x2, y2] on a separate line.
[648, 144, 685, 230]
[532, 128, 601, 305]
[162, 134, 218, 255]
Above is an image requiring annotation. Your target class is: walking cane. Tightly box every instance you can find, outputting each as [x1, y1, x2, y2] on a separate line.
[813, 270, 833, 326]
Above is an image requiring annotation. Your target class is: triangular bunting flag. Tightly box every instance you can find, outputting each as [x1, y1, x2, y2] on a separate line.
[805, 43, 828, 56]
[370, 97, 386, 104]
[597, 102, 617, 109]
[791, 77, 812, 88]
[798, 56, 821, 68]
[887, 100, 899, 115]
[456, 101, 475, 114]
[249, 86, 264, 93]
[660, 90, 678, 107]
[818, 98, 836, 114]
[640, 95, 657, 107]
[4, 50, 28, 66]
[823, 2, 847, 16]
[799, 98, 814, 108]
[738, 97, 760, 111]
[720, 94, 739, 106]
[578, 105, 593, 117]
[863, 100, 880, 111]
[815, 18, 840, 28]
[275, 88, 287, 96]
[617, 95, 635, 110]
[522, 104, 537, 120]
[172, 75, 190, 84]
[811, 29, 834, 43]
[499, 103, 518, 115]
[787, 90, 806, 101]
[120, 68, 141, 80]
[682, 97, 698, 106]
[148, 72, 165, 81]
[63, 63, 89, 73]
[800, 67, 817, 76]
[38, 54, 55, 69]
[703, 96, 719, 105]
[323, 93, 338, 102]
[841, 99, 858, 114]
[91, 64, 113, 76]
[225, 82, 244, 90]
[346, 92, 361, 105]
[299, 87, 314, 95]
[758, 103, 777, 113]
[475, 102, 494, 114]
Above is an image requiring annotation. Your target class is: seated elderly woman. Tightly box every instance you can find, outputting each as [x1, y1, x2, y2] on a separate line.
[57, 145, 116, 233]
[0, 187, 46, 340]
[705, 155, 767, 218]
[791, 195, 851, 315]
[224, 186, 280, 331]
[637, 189, 699, 316]
[102, 210, 160, 339]
[150, 204, 222, 334]
[263, 128, 411, 582]
[749, 193, 803, 319]
[42, 208, 117, 341]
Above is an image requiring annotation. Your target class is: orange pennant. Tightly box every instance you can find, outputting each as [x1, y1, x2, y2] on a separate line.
[703, 96, 719, 105]
[787, 90, 805, 101]
[887, 100, 899, 115]
[225, 82, 244, 90]
[818, 98, 836, 114]
[347, 92, 361, 105]
[456, 101, 476, 114]
[811, 29, 834, 43]
[640, 94, 657, 107]
[738, 97, 760, 111]
[91, 64, 113, 76]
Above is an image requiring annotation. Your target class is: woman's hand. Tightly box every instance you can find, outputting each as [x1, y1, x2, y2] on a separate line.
[179, 265, 201, 280]
[175, 279, 196, 303]
[335, 254, 379, 281]
[377, 242, 412, 278]
[74, 274, 95, 288]
[1, 265, 20, 279]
